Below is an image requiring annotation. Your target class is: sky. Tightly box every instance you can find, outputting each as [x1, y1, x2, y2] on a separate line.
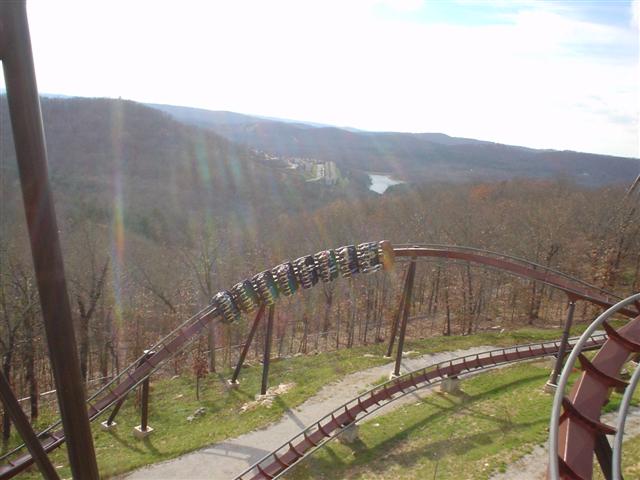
[4, 0, 640, 157]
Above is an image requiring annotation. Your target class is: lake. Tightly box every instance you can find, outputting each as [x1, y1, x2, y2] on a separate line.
[368, 174, 405, 194]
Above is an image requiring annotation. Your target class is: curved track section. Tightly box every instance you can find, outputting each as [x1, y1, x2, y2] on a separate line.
[394, 245, 635, 317]
[1, 243, 634, 479]
[237, 335, 607, 480]
[0, 304, 221, 479]
[549, 293, 640, 480]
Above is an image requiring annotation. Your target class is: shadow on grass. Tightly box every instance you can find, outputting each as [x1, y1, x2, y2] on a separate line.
[106, 429, 146, 455]
[142, 436, 160, 456]
[287, 371, 549, 477]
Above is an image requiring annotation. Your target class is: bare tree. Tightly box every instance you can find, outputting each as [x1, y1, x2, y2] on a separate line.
[180, 230, 225, 372]
[0, 261, 38, 441]
[75, 257, 110, 382]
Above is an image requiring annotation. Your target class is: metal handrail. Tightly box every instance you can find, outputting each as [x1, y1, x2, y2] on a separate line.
[548, 292, 640, 480]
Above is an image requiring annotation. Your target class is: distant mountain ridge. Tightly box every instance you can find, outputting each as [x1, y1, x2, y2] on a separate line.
[148, 102, 639, 186]
[0, 96, 350, 244]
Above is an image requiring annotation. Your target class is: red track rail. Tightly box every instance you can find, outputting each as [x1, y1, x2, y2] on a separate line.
[0, 306, 219, 479]
[237, 336, 607, 480]
[555, 313, 640, 479]
[1, 244, 634, 479]
[394, 246, 635, 317]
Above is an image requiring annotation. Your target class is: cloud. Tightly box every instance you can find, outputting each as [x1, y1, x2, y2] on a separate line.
[3, 0, 637, 157]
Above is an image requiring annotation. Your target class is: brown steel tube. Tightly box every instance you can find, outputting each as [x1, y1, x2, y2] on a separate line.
[385, 266, 408, 358]
[261, 305, 275, 396]
[594, 433, 615, 480]
[231, 305, 266, 384]
[106, 395, 126, 426]
[393, 247, 636, 317]
[0, 3, 99, 478]
[140, 378, 150, 431]
[0, 372, 60, 480]
[548, 298, 576, 387]
[394, 259, 416, 377]
[108, 351, 153, 426]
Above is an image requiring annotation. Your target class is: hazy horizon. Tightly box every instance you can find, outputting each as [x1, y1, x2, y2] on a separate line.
[1, 0, 638, 158]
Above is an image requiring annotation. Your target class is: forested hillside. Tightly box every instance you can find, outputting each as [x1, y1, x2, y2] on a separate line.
[1, 97, 363, 244]
[151, 103, 640, 185]
[0, 96, 638, 444]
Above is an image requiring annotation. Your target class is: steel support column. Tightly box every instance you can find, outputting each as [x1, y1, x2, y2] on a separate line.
[105, 351, 153, 427]
[105, 395, 126, 427]
[594, 433, 615, 480]
[548, 297, 577, 387]
[385, 264, 410, 358]
[0, 372, 59, 480]
[140, 377, 150, 432]
[261, 305, 275, 396]
[393, 258, 417, 377]
[0, 3, 99, 478]
[231, 305, 266, 384]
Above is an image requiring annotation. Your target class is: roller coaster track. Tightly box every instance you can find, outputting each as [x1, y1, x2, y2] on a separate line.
[1, 244, 636, 479]
[550, 293, 640, 480]
[236, 335, 607, 480]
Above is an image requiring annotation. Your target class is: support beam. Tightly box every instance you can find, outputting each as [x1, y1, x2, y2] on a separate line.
[0, 3, 99, 478]
[594, 433, 616, 480]
[261, 305, 275, 396]
[133, 350, 155, 437]
[385, 265, 410, 358]
[102, 395, 125, 430]
[106, 351, 153, 429]
[230, 305, 266, 384]
[133, 374, 154, 439]
[547, 297, 577, 389]
[140, 377, 150, 431]
[0, 372, 60, 480]
[393, 258, 417, 377]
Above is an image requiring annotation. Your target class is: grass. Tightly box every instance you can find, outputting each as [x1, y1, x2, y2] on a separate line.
[282, 362, 555, 480]
[282, 362, 640, 480]
[595, 433, 640, 479]
[3, 325, 602, 479]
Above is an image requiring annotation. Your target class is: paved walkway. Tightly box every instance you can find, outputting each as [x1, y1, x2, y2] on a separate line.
[121, 346, 494, 480]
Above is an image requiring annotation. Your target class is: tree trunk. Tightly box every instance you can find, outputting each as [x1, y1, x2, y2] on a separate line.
[2, 351, 13, 443]
[207, 323, 216, 373]
[79, 315, 89, 382]
[443, 281, 451, 337]
[23, 312, 38, 421]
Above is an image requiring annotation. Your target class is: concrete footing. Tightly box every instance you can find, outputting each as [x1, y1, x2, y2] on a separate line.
[543, 381, 557, 394]
[227, 379, 239, 388]
[388, 372, 400, 380]
[338, 423, 359, 444]
[133, 425, 154, 439]
[100, 421, 116, 431]
[440, 376, 461, 394]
